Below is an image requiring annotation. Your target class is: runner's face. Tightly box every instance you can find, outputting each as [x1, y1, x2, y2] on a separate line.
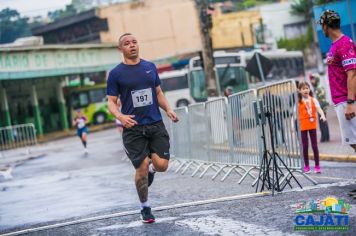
[301, 86, 310, 98]
[119, 35, 139, 60]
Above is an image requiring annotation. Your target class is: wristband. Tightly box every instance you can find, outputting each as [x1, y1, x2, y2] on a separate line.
[347, 99, 355, 104]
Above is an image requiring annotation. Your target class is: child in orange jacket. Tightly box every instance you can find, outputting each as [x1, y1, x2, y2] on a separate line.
[298, 82, 326, 173]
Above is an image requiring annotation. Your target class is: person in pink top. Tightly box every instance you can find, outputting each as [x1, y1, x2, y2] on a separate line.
[318, 10, 356, 197]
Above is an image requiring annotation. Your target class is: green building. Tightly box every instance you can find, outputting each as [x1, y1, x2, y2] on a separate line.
[0, 44, 120, 135]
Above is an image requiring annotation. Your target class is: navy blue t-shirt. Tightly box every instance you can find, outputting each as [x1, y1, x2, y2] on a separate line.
[106, 59, 162, 125]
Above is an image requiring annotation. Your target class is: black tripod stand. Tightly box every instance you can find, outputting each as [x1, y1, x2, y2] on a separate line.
[254, 102, 302, 195]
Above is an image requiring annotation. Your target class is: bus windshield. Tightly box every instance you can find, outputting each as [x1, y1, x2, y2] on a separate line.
[216, 66, 248, 93]
[189, 70, 207, 101]
[188, 53, 248, 101]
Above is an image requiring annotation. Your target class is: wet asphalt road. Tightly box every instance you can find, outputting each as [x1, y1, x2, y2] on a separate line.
[1, 128, 356, 235]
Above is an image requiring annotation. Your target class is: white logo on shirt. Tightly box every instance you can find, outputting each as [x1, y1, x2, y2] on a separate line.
[342, 58, 356, 67]
[146, 70, 152, 74]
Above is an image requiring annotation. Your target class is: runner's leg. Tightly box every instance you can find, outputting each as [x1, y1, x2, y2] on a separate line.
[150, 154, 169, 172]
[135, 157, 149, 205]
[81, 132, 87, 148]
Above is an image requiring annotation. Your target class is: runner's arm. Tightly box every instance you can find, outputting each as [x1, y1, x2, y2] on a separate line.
[347, 69, 356, 101]
[156, 86, 171, 112]
[72, 119, 77, 127]
[156, 86, 179, 122]
[83, 116, 89, 125]
[107, 95, 137, 127]
[345, 69, 356, 120]
[107, 95, 122, 120]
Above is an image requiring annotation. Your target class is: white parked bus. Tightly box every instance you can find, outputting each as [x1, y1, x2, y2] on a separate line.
[159, 69, 193, 108]
[188, 50, 305, 101]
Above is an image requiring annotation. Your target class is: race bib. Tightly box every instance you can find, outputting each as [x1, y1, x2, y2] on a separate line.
[77, 119, 85, 129]
[131, 88, 153, 108]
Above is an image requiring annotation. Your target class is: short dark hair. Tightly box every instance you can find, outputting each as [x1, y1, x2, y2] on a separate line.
[318, 10, 341, 29]
[327, 20, 340, 29]
[118, 33, 132, 46]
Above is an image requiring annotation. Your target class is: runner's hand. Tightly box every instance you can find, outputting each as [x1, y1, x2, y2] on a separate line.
[345, 104, 356, 120]
[320, 116, 326, 122]
[167, 110, 179, 123]
[119, 115, 138, 128]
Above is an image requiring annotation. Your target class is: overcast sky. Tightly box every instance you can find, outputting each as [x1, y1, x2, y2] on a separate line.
[1, 0, 72, 17]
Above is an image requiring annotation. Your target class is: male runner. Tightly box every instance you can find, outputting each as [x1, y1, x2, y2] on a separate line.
[317, 10, 356, 196]
[106, 33, 178, 223]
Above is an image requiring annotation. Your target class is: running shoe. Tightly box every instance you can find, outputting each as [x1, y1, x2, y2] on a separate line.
[314, 166, 321, 174]
[141, 207, 155, 223]
[148, 171, 155, 187]
[304, 166, 310, 173]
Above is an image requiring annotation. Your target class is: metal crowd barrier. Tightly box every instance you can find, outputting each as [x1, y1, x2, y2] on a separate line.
[166, 80, 316, 187]
[0, 124, 37, 151]
[187, 103, 210, 176]
[169, 107, 191, 172]
[227, 89, 260, 183]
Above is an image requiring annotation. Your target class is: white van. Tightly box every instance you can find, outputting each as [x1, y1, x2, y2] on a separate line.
[159, 69, 193, 108]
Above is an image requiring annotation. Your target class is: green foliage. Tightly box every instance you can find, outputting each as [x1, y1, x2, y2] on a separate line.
[291, 0, 309, 17]
[277, 26, 313, 51]
[291, 0, 338, 20]
[0, 8, 31, 44]
[315, 0, 338, 5]
[48, 4, 77, 22]
[242, 0, 256, 8]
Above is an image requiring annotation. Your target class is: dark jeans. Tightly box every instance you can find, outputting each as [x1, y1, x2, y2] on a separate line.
[319, 114, 330, 142]
[301, 129, 320, 167]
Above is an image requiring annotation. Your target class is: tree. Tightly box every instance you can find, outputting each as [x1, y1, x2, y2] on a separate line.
[48, 4, 77, 22]
[291, 0, 339, 20]
[0, 8, 32, 44]
[291, 0, 311, 20]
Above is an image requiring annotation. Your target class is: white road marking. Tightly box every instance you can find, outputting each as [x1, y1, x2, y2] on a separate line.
[97, 217, 178, 231]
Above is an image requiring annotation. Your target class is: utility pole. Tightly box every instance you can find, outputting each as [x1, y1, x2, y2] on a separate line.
[195, 0, 218, 97]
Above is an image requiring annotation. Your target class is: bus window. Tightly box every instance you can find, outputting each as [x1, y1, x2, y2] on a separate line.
[217, 66, 248, 93]
[189, 70, 207, 101]
[72, 92, 89, 109]
[89, 89, 106, 103]
[161, 75, 188, 92]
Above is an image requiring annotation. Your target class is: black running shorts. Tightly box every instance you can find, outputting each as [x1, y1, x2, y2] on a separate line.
[122, 121, 170, 169]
